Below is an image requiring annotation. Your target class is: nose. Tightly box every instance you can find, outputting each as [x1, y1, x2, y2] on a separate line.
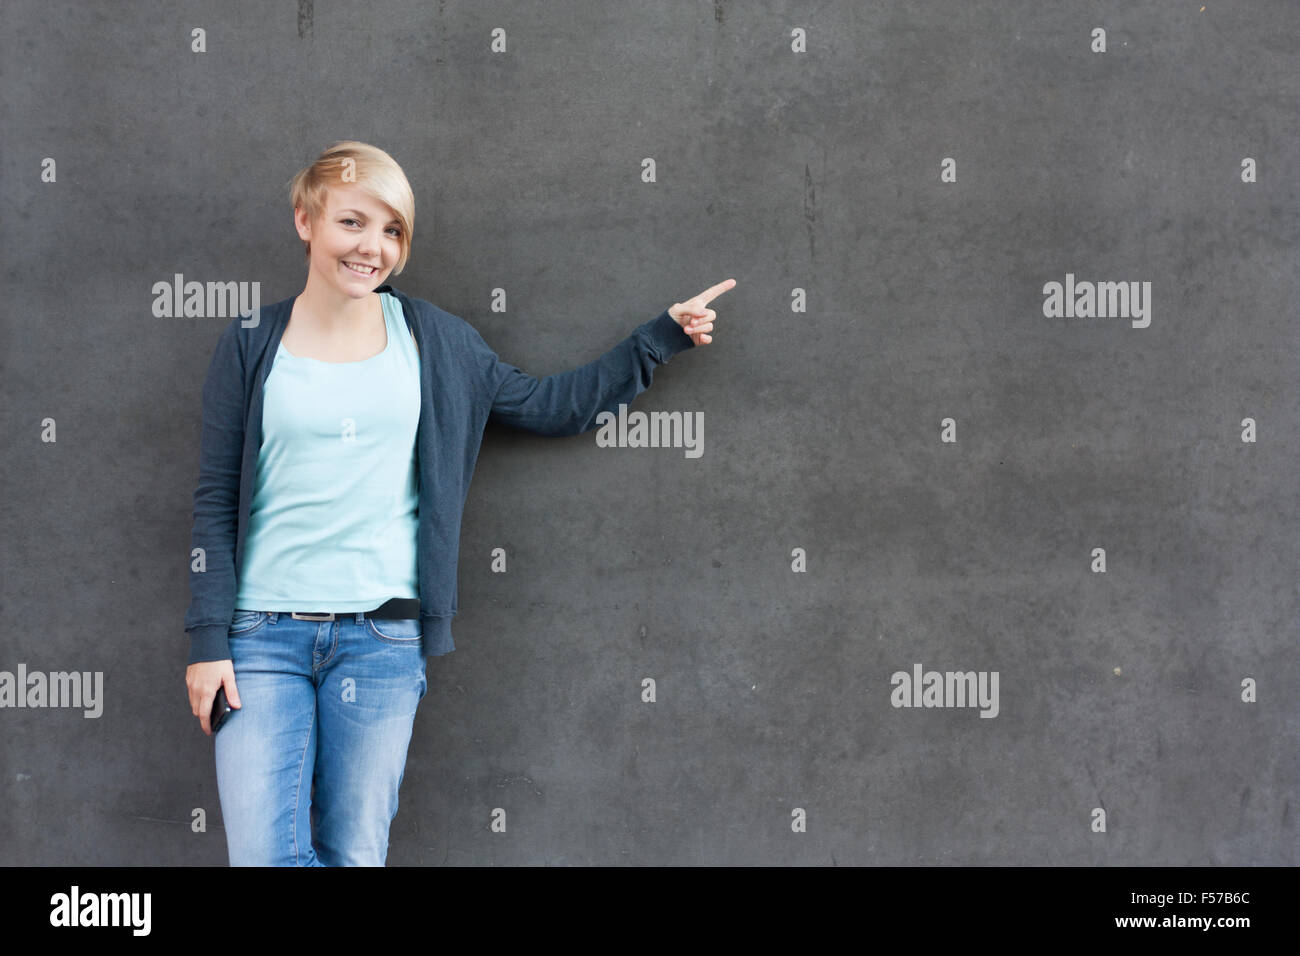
[356, 227, 382, 258]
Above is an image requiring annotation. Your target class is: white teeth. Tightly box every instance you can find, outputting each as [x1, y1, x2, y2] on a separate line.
[344, 262, 376, 274]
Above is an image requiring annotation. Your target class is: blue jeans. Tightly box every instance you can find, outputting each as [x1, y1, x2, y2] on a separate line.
[214, 610, 427, 866]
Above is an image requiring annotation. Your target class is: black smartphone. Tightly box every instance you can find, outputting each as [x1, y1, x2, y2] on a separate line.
[210, 685, 233, 734]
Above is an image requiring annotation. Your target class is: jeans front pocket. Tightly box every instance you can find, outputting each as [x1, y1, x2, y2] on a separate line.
[367, 616, 422, 645]
[229, 610, 266, 636]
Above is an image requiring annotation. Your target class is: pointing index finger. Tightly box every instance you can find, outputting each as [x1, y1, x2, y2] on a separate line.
[695, 278, 736, 305]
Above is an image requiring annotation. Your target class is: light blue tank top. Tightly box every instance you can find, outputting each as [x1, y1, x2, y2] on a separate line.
[235, 292, 420, 610]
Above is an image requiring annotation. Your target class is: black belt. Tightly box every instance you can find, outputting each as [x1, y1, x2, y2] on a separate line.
[286, 597, 420, 621]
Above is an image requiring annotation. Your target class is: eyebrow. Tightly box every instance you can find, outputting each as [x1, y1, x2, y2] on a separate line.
[338, 208, 402, 226]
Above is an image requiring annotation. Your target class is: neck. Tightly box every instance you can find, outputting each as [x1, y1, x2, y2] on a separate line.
[296, 268, 378, 332]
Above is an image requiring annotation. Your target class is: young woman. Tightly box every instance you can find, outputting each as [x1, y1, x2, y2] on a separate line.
[183, 141, 734, 866]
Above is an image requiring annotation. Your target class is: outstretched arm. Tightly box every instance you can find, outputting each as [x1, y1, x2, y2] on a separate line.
[475, 278, 736, 437]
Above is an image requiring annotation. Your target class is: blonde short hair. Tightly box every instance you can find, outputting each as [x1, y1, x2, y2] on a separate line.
[288, 141, 415, 276]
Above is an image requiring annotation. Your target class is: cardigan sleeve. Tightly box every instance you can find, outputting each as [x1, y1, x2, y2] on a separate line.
[470, 309, 695, 437]
[183, 319, 247, 664]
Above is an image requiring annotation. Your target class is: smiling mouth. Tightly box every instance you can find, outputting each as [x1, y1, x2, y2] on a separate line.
[343, 261, 378, 276]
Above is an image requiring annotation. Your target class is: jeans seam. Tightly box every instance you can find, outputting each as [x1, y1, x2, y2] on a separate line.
[292, 696, 316, 866]
[315, 622, 339, 668]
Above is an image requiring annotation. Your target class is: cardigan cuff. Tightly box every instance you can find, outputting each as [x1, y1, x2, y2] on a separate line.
[187, 624, 232, 665]
[643, 309, 696, 363]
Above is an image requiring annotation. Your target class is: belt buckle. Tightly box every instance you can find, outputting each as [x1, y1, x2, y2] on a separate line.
[290, 612, 336, 621]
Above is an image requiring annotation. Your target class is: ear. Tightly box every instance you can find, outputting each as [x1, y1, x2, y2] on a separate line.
[293, 206, 313, 243]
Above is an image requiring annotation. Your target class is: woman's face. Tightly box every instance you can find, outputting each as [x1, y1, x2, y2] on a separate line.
[296, 183, 404, 298]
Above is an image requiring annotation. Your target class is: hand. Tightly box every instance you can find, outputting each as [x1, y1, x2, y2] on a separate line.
[669, 278, 735, 346]
[186, 659, 241, 737]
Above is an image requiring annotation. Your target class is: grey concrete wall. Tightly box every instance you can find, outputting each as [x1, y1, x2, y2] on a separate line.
[2, 0, 1296, 865]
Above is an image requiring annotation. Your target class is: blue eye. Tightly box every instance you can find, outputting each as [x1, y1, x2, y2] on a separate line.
[341, 218, 400, 238]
